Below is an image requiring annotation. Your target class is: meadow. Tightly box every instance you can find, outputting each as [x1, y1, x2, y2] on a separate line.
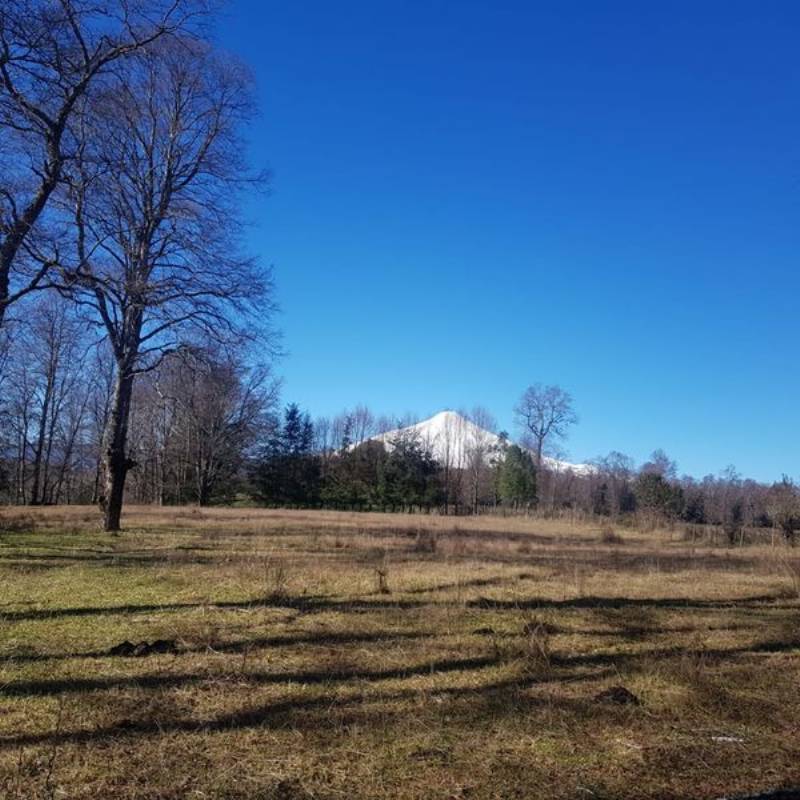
[0, 506, 798, 800]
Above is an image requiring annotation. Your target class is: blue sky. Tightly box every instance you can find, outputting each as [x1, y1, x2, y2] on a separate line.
[217, 1, 800, 482]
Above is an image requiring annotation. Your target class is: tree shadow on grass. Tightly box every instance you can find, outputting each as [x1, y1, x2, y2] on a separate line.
[1, 590, 792, 625]
[0, 665, 608, 751]
[1, 654, 503, 698]
[467, 594, 792, 612]
[4, 629, 798, 701]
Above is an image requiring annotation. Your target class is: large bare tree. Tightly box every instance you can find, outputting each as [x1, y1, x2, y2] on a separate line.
[514, 383, 578, 468]
[63, 36, 273, 530]
[0, 0, 198, 328]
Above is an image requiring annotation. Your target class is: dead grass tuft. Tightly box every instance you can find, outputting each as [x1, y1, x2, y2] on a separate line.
[519, 614, 553, 675]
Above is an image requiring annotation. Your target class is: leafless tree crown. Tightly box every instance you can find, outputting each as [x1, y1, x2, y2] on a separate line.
[0, 0, 206, 326]
[514, 383, 578, 466]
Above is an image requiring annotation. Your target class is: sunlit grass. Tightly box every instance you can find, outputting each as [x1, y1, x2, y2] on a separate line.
[1, 505, 799, 799]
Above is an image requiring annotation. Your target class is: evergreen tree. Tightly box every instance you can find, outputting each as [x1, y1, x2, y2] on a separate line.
[382, 434, 442, 511]
[283, 403, 304, 455]
[321, 440, 384, 509]
[681, 486, 706, 524]
[592, 482, 611, 516]
[497, 445, 537, 509]
[633, 472, 684, 520]
[252, 403, 320, 506]
[250, 414, 284, 505]
[319, 434, 442, 512]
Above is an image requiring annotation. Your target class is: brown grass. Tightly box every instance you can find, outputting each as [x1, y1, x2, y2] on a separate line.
[0, 505, 799, 799]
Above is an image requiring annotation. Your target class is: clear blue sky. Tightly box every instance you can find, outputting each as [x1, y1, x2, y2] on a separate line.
[217, 1, 800, 482]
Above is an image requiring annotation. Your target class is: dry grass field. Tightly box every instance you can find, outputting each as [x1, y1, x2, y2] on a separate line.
[1, 506, 799, 800]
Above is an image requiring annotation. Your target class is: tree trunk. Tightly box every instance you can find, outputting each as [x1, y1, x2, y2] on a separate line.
[41, 386, 63, 503]
[102, 369, 136, 532]
[54, 402, 86, 505]
[29, 360, 57, 504]
[198, 476, 211, 507]
[0, 258, 8, 330]
[29, 392, 50, 504]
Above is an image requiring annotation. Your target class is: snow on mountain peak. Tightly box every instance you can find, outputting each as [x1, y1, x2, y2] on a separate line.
[357, 410, 592, 474]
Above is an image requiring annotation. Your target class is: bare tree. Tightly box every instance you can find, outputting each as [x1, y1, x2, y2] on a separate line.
[395, 412, 420, 429]
[0, 0, 199, 328]
[126, 362, 180, 504]
[514, 384, 578, 468]
[0, 295, 92, 503]
[436, 410, 467, 513]
[767, 476, 800, 546]
[374, 414, 395, 435]
[180, 353, 277, 505]
[590, 450, 636, 516]
[126, 349, 276, 506]
[62, 37, 273, 530]
[86, 342, 115, 503]
[350, 404, 375, 445]
[3, 345, 37, 502]
[641, 448, 678, 480]
[332, 412, 354, 450]
[26, 295, 87, 504]
[0, 318, 13, 428]
[465, 405, 496, 513]
[313, 416, 333, 455]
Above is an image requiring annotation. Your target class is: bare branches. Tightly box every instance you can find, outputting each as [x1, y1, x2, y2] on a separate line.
[66, 35, 271, 357]
[514, 383, 578, 468]
[0, 0, 209, 327]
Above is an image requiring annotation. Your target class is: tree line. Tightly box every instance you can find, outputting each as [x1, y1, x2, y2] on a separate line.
[2, 342, 799, 542]
[247, 401, 799, 544]
[0, 294, 277, 507]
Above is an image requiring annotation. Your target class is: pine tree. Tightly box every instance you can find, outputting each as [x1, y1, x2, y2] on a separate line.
[497, 445, 537, 509]
[252, 403, 320, 506]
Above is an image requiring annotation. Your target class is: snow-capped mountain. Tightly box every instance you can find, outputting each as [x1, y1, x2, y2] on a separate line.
[358, 410, 592, 475]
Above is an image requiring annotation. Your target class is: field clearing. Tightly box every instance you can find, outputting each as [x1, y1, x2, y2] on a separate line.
[1, 506, 799, 800]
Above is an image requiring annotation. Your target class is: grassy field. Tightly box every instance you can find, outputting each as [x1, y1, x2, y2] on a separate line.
[1, 506, 799, 800]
